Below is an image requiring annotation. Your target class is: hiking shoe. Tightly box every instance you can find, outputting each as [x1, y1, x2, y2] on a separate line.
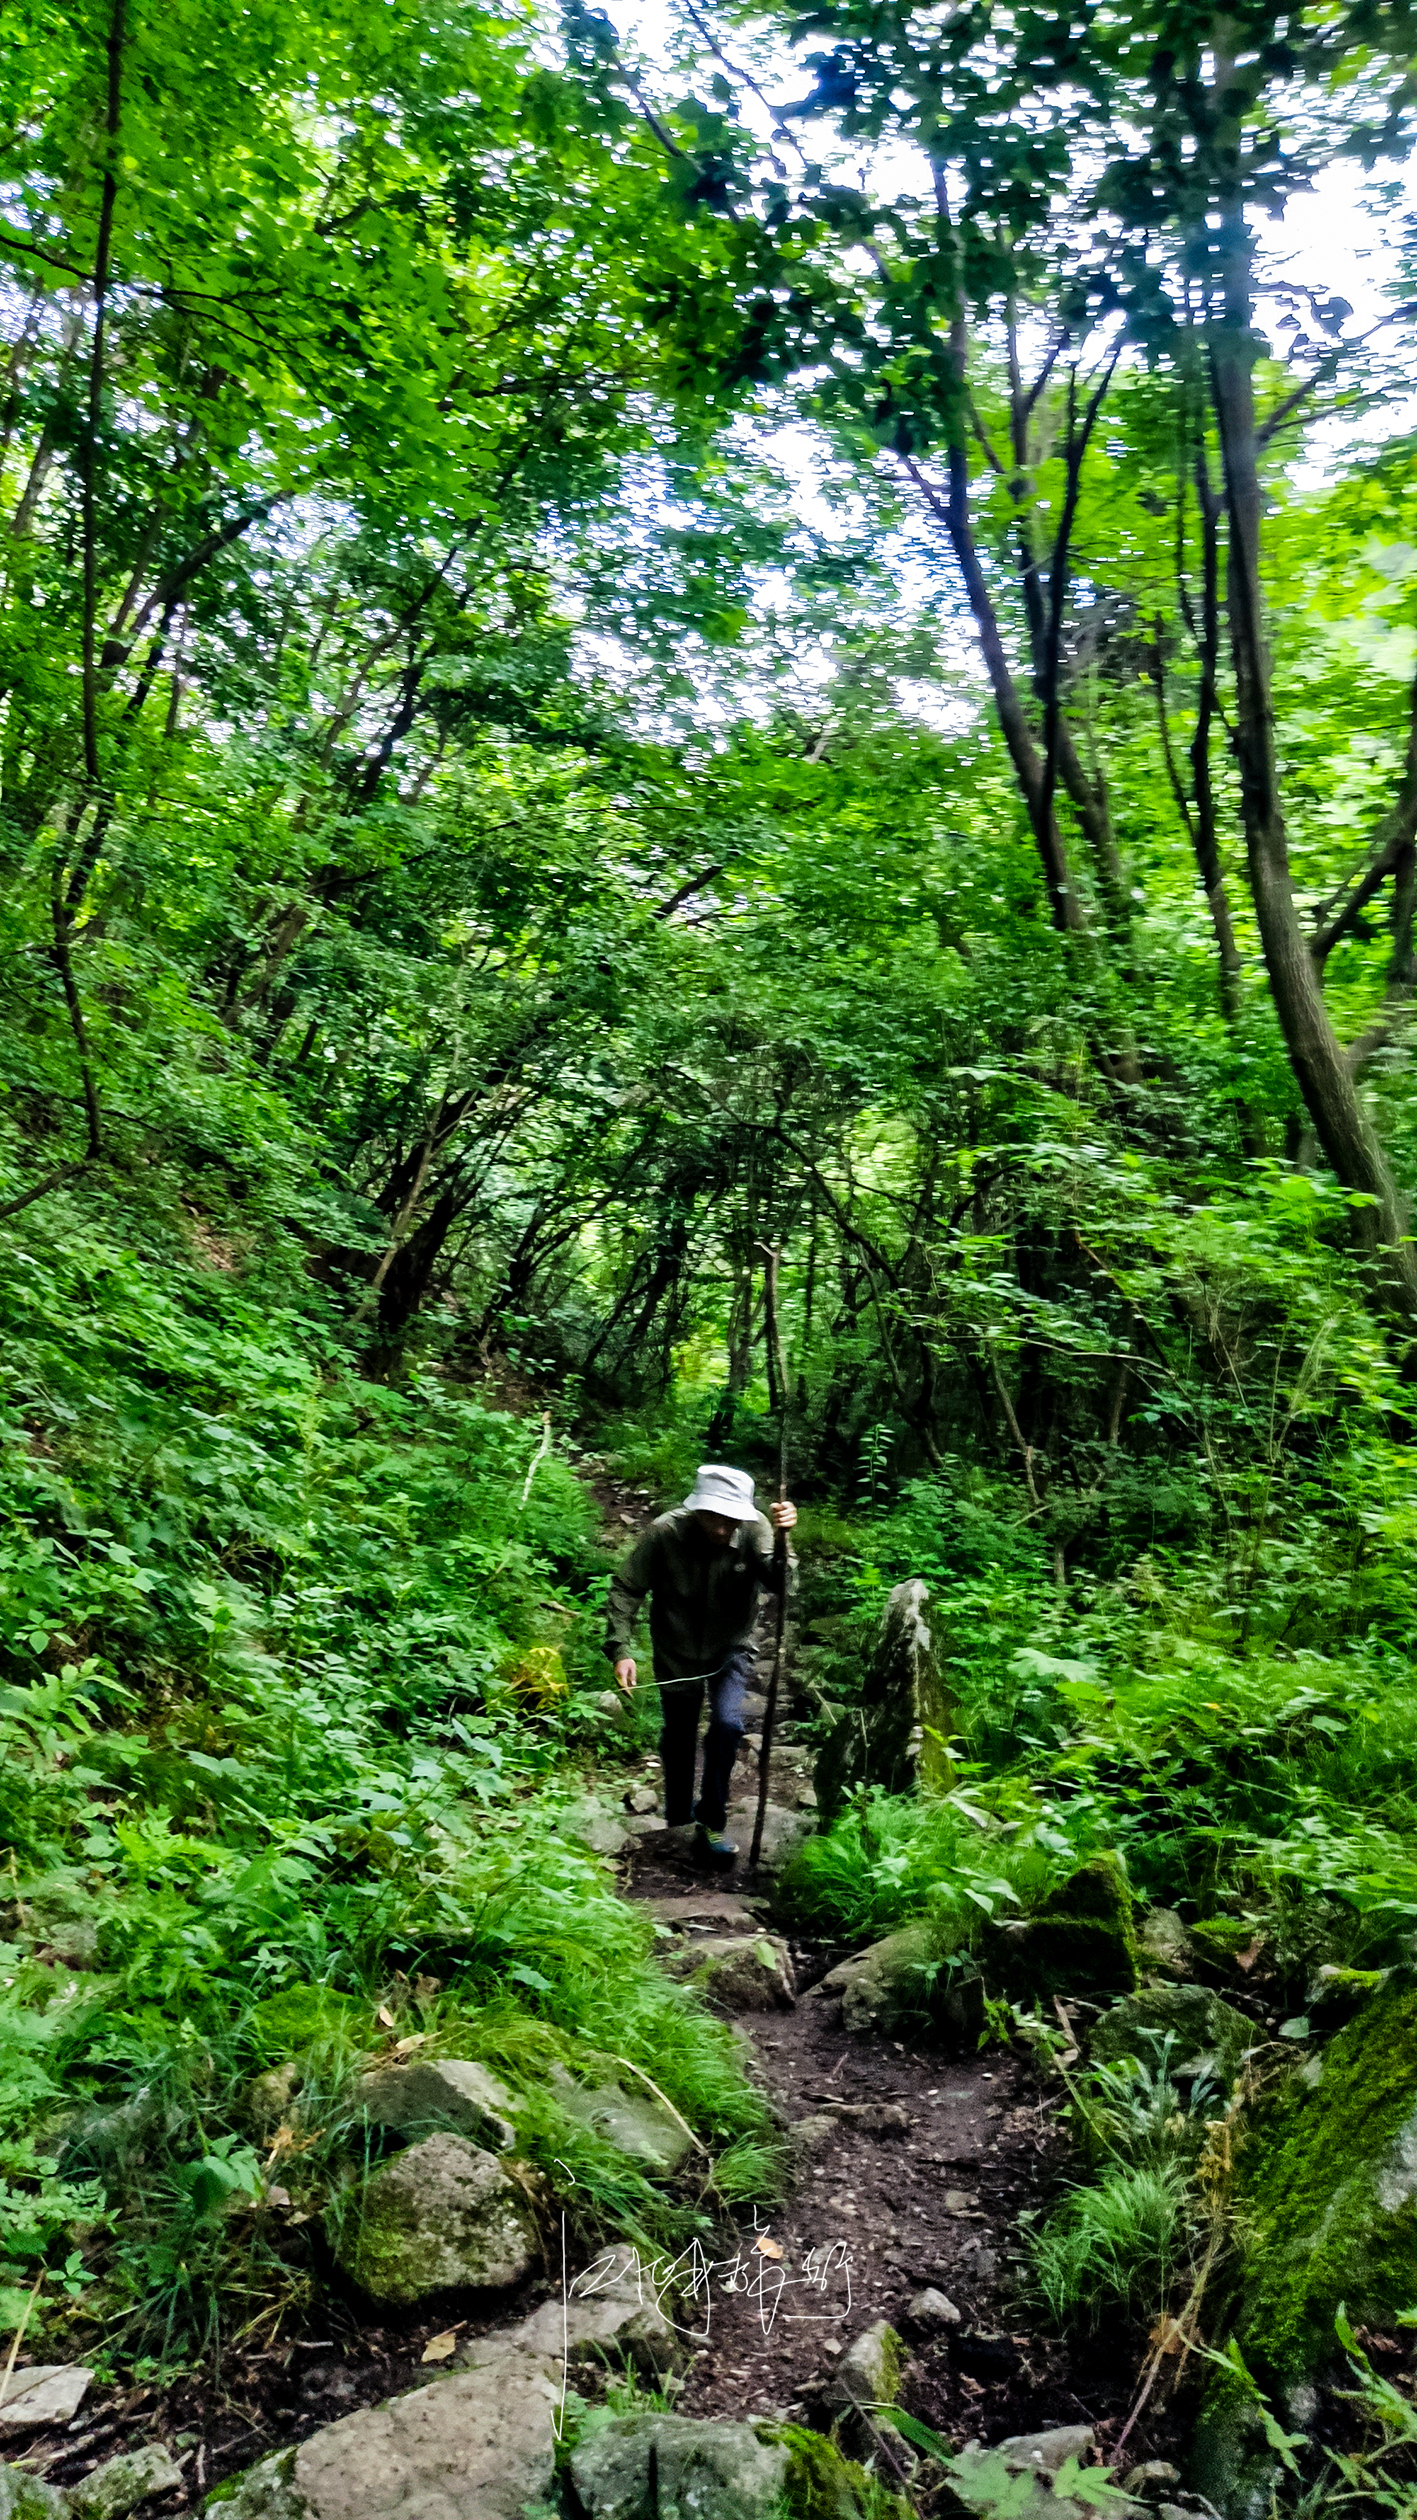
[695, 1823, 738, 1869]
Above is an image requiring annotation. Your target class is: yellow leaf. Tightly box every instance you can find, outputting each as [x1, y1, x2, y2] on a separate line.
[421, 2328, 461, 2363]
[754, 2236, 783, 2261]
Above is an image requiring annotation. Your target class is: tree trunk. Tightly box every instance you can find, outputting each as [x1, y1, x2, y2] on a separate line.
[1209, 234, 1417, 1317]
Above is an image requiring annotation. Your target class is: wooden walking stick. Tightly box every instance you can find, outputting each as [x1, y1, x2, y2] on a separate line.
[750, 1242, 790, 1872]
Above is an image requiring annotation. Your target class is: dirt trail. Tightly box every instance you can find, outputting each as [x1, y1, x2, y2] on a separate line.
[619, 1695, 1183, 2474]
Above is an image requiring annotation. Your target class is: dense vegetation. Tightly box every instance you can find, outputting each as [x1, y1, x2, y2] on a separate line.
[6, 0, 1417, 2500]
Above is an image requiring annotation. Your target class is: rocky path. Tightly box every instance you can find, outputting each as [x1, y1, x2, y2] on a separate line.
[615, 1689, 1183, 2478]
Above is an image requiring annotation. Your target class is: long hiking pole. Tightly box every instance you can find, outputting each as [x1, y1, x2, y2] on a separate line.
[750, 1242, 789, 1872]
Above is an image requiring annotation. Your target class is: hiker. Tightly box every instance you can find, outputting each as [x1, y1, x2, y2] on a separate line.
[605, 1464, 797, 1865]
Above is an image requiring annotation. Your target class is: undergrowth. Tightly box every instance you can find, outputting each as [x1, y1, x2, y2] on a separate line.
[0, 1185, 769, 2376]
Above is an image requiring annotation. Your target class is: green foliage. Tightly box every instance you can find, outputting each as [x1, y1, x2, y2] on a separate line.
[1031, 2160, 1191, 2331]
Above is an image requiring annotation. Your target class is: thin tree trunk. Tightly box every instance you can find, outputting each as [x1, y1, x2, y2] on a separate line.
[1208, 64, 1417, 1319]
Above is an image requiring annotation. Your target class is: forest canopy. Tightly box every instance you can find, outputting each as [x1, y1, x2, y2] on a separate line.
[6, 0, 1417, 2497]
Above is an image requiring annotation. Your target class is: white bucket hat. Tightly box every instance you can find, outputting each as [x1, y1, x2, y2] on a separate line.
[683, 1464, 756, 1520]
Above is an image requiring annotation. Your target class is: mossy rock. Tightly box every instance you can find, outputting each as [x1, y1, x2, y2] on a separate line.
[1187, 2373, 1285, 2520]
[250, 1985, 358, 2063]
[814, 1579, 956, 1819]
[1233, 1971, 1417, 2387]
[328, 2130, 538, 2303]
[1190, 1919, 1262, 1984]
[810, 1925, 984, 2045]
[1089, 1984, 1255, 2086]
[982, 1855, 1138, 2001]
[201, 2449, 304, 2520]
[0, 2469, 67, 2520]
[775, 2425, 912, 2520]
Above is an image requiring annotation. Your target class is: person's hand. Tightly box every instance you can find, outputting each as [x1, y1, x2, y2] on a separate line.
[770, 1500, 797, 1532]
[614, 1657, 638, 1695]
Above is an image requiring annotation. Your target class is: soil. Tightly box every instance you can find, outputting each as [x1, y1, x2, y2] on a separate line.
[616, 1785, 1192, 2487]
[5, 1489, 1191, 2506]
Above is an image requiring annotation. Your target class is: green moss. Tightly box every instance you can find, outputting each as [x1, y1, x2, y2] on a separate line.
[772, 2426, 911, 2520]
[250, 1985, 359, 2063]
[984, 1855, 1138, 2000]
[1042, 1854, 1133, 1929]
[1237, 1976, 1417, 2383]
[1191, 1919, 1259, 1982]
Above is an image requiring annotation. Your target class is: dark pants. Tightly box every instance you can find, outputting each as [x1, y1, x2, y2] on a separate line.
[658, 1649, 752, 1831]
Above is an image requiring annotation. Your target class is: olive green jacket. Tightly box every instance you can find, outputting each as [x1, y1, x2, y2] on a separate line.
[604, 1507, 790, 1682]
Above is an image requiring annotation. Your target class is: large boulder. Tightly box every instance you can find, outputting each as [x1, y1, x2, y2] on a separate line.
[568, 2417, 902, 2520]
[210, 2358, 562, 2520]
[569, 2417, 790, 2520]
[352, 2059, 516, 2152]
[808, 1923, 984, 2045]
[1224, 1974, 1417, 2390]
[814, 1580, 956, 1818]
[548, 2063, 693, 2172]
[661, 1934, 796, 2012]
[328, 2132, 537, 2303]
[981, 1855, 1138, 2000]
[1090, 1985, 1256, 2087]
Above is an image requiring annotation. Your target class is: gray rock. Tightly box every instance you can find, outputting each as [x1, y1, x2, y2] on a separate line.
[1188, 2377, 1280, 2520]
[353, 2060, 516, 2153]
[246, 2064, 300, 2131]
[486, 2264, 681, 2376]
[995, 2430, 1097, 2477]
[1139, 1911, 1194, 1978]
[980, 1854, 1138, 2001]
[0, 2471, 67, 2520]
[814, 1579, 956, 1819]
[328, 2132, 537, 2303]
[819, 2318, 903, 2412]
[569, 2415, 790, 2520]
[67, 2448, 183, 2520]
[661, 1934, 796, 2012]
[789, 2114, 838, 2159]
[641, 1893, 758, 1929]
[548, 2063, 692, 2172]
[22, 1875, 100, 1971]
[561, 1799, 630, 1858]
[60, 2089, 182, 2180]
[730, 1802, 812, 1871]
[205, 2447, 305, 2520]
[1089, 1984, 1255, 2085]
[903, 2287, 961, 2335]
[810, 1925, 984, 2044]
[826, 2100, 911, 2137]
[217, 2357, 564, 2520]
[0, 2367, 92, 2435]
[625, 1785, 659, 1816]
[942, 2426, 1145, 2520]
[1120, 2465, 1181, 2500]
